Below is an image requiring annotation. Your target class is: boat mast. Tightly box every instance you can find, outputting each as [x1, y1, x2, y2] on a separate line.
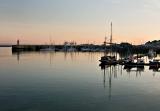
[110, 22, 113, 56]
[104, 20, 107, 56]
[104, 35, 107, 56]
[110, 22, 112, 44]
[49, 35, 52, 48]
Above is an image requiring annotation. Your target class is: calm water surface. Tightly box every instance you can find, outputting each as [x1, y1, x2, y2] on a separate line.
[0, 47, 160, 111]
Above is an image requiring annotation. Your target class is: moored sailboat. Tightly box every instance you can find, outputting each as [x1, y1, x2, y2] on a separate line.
[40, 37, 55, 51]
[100, 22, 118, 65]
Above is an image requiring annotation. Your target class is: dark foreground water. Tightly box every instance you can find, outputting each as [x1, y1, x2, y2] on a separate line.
[0, 47, 160, 111]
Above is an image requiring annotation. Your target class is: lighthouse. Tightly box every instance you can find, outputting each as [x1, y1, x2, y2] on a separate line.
[17, 39, 20, 46]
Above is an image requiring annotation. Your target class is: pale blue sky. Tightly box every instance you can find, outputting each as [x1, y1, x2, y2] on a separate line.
[0, 0, 160, 44]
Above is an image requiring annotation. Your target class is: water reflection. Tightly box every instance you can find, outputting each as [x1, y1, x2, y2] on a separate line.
[16, 51, 20, 62]
[100, 62, 160, 101]
[13, 51, 105, 64]
[1, 48, 160, 111]
[101, 65, 117, 100]
[13, 51, 160, 73]
[100, 63, 160, 78]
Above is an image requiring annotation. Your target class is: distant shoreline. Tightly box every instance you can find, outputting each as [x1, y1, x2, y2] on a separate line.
[0, 45, 12, 47]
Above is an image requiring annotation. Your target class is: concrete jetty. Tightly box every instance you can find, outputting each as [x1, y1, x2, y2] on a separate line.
[12, 45, 50, 52]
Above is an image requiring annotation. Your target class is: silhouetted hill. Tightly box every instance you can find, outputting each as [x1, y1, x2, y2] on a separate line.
[145, 40, 160, 46]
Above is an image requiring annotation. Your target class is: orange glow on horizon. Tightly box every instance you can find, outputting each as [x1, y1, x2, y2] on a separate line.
[0, 23, 159, 45]
[2, 35, 157, 45]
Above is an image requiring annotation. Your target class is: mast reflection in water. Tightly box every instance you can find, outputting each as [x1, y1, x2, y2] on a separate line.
[0, 48, 160, 111]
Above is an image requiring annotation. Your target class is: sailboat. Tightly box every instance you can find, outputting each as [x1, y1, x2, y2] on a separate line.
[100, 22, 117, 65]
[40, 46, 55, 51]
[40, 37, 55, 51]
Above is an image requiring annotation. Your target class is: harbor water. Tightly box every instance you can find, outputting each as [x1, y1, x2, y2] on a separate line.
[0, 47, 160, 111]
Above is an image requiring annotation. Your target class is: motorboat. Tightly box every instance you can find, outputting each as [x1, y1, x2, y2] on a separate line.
[149, 59, 160, 67]
[136, 59, 145, 69]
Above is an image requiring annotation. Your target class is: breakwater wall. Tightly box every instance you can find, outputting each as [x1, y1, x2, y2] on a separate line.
[12, 44, 160, 54]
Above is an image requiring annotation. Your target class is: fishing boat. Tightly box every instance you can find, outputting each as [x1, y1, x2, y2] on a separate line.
[123, 58, 135, 69]
[122, 55, 134, 64]
[149, 60, 160, 71]
[149, 59, 160, 69]
[123, 55, 145, 69]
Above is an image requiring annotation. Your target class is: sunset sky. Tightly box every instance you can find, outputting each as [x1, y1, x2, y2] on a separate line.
[0, 0, 160, 45]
